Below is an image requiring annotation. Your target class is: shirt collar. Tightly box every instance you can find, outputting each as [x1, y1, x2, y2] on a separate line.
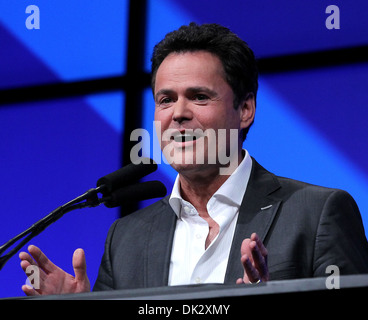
[169, 149, 253, 218]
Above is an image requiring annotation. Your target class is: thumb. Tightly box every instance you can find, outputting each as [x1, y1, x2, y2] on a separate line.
[72, 248, 88, 282]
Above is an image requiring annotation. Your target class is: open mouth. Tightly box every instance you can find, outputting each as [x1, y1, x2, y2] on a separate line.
[171, 130, 204, 143]
[174, 133, 197, 143]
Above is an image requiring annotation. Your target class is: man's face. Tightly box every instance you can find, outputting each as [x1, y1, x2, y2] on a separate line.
[154, 51, 249, 176]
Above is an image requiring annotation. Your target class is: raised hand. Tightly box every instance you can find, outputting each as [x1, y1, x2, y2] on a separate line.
[19, 245, 90, 296]
[236, 233, 269, 284]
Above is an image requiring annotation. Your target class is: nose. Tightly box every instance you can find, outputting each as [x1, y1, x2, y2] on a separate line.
[172, 99, 193, 124]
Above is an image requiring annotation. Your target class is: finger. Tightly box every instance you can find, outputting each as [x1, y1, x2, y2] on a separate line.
[19, 250, 47, 283]
[251, 233, 268, 256]
[28, 245, 57, 274]
[241, 254, 260, 283]
[20, 259, 31, 272]
[249, 240, 265, 266]
[240, 238, 253, 263]
[249, 241, 269, 281]
[21, 284, 40, 297]
[236, 278, 244, 284]
[19, 250, 37, 264]
[249, 234, 269, 281]
[19, 251, 36, 271]
[73, 248, 88, 282]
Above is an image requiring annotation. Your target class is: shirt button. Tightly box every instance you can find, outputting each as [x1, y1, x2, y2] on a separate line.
[195, 234, 202, 239]
[195, 277, 202, 284]
[183, 206, 191, 214]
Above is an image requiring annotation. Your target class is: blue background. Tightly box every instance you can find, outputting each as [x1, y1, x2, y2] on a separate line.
[1, 0, 367, 298]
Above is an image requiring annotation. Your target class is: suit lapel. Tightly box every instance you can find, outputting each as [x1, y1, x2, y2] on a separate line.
[224, 159, 282, 284]
[145, 197, 177, 288]
[143, 159, 283, 286]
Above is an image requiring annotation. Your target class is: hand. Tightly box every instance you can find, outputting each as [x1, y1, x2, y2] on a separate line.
[19, 245, 90, 296]
[236, 233, 269, 284]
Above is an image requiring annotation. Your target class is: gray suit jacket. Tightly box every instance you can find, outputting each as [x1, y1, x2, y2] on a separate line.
[93, 159, 368, 291]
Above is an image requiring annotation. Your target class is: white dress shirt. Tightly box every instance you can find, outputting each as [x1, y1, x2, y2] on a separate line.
[168, 150, 252, 285]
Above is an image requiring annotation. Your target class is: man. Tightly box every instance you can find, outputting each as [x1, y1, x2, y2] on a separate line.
[19, 23, 368, 296]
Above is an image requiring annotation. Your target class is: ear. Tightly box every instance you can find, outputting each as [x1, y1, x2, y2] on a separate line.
[239, 93, 256, 131]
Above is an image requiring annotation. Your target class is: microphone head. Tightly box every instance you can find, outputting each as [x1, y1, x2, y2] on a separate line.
[96, 158, 157, 194]
[103, 181, 167, 208]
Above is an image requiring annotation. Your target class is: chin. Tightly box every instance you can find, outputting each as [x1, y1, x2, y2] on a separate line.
[169, 157, 221, 178]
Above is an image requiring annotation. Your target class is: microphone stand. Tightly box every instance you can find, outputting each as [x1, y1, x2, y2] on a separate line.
[0, 186, 106, 271]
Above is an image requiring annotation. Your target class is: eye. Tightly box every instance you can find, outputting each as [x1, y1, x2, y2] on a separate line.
[193, 94, 209, 103]
[161, 97, 172, 104]
[158, 97, 174, 107]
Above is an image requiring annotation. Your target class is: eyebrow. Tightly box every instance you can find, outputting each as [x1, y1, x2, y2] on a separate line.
[155, 87, 218, 101]
[186, 86, 218, 97]
[155, 89, 175, 102]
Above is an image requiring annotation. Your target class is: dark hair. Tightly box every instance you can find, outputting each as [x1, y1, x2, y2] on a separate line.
[150, 22, 258, 139]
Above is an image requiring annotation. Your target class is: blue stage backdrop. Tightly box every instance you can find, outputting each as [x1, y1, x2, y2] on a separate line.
[1, 0, 367, 298]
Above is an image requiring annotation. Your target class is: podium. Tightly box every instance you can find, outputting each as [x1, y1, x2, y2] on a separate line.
[8, 274, 368, 299]
[4, 275, 368, 317]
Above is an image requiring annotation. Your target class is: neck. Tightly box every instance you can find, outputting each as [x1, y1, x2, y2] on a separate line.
[178, 150, 244, 215]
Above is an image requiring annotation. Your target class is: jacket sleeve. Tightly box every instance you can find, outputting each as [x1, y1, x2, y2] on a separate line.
[313, 189, 368, 276]
[92, 219, 119, 291]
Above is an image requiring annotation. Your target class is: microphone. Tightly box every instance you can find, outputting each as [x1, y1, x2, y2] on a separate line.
[96, 158, 158, 194]
[0, 158, 167, 270]
[103, 181, 167, 208]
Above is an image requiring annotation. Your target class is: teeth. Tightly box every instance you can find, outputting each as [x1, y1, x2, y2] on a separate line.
[174, 134, 196, 142]
[170, 130, 204, 143]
